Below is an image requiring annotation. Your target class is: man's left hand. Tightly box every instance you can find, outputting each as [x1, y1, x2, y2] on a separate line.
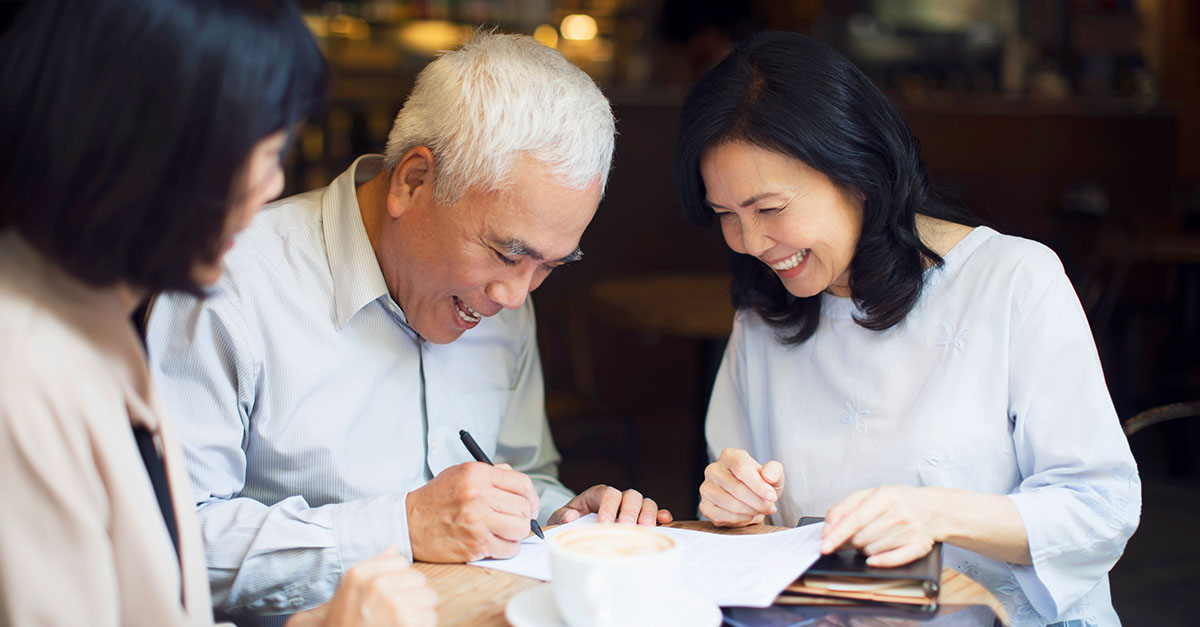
[548, 485, 674, 526]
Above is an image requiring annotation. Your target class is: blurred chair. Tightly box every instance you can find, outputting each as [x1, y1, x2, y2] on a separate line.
[1123, 401, 1200, 436]
[1087, 221, 1200, 473]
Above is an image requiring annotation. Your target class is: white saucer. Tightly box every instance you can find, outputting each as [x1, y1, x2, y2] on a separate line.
[504, 583, 722, 627]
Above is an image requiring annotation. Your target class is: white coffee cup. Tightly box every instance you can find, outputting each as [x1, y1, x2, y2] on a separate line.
[548, 524, 681, 627]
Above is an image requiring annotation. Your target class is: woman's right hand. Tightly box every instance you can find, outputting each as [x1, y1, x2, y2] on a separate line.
[699, 448, 786, 527]
[286, 546, 438, 627]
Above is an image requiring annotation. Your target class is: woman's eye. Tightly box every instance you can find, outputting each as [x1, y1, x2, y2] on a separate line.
[759, 207, 782, 215]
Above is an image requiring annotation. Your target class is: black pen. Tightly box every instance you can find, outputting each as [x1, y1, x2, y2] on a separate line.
[459, 429, 545, 540]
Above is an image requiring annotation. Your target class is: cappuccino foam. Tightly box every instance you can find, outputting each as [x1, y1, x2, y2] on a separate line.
[556, 525, 674, 557]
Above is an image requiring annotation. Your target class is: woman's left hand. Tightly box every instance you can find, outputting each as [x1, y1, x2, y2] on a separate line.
[820, 485, 941, 567]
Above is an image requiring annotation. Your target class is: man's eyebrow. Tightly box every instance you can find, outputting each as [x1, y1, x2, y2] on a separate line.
[498, 238, 584, 264]
[559, 247, 584, 263]
[706, 192, 784, 210]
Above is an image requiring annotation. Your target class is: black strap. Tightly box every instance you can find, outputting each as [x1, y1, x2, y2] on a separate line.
[132, 424, 181, 567]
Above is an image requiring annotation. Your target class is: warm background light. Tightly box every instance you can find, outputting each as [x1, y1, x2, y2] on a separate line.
[395, 20, 470, 56]
[533, 23, 559, 48]
[560, 14, 598, 41]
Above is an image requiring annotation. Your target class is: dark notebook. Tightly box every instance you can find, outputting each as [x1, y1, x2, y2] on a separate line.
[779, 517, 943, 612]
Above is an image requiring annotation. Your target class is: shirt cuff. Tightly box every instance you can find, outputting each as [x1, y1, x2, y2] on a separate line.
[1006, 491, 1068, 621]
[333, 492, 412, 571]
[533, 478, 575, 525]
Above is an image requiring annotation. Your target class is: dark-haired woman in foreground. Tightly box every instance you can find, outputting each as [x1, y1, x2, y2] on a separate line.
[679, 32, 1139, 625]
[0, 1, 434, 625]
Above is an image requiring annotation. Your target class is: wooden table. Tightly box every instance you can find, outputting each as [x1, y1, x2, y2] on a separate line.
[414, 521, 1009, 626]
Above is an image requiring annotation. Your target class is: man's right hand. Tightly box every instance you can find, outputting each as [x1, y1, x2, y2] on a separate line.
[406, 461, 540, 562]
[698, 448, 786, 527]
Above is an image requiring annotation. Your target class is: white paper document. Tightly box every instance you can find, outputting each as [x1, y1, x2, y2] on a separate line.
[468, 514, 825, 607]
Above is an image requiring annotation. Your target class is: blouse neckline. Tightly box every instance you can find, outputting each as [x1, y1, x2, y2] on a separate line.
[821, 226, 995, 320]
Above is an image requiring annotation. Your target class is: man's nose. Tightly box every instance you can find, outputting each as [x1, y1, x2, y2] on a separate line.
[485, 267, 536, 310]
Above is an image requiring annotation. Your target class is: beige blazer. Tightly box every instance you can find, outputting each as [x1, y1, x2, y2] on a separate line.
[0, 231, 213, 626]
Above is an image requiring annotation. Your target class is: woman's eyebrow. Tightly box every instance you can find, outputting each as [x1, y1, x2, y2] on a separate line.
[706, 192, 785, 210]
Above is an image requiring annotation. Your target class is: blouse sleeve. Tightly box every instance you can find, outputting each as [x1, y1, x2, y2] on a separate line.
[1004, 249, 1141, 621]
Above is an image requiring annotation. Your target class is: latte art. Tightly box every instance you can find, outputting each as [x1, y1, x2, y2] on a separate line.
[555, 525, 675, 557]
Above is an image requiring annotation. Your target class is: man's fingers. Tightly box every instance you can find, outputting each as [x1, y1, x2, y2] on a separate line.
[487, 466, 539, 517]
[488, 510, 534, 543]
[486, 534, 522, 559]
[486, 488, 539, 518]
[616, 489, 643, 524]
[636, 498, 658, 526]
[657, 508, 674, 524]
[595, 485, 623, 523]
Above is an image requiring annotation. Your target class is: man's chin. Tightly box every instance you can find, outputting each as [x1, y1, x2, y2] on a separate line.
[414, 323, 468, 345]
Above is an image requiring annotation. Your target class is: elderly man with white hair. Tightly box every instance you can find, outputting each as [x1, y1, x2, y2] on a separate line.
[146, 32, 670, 625]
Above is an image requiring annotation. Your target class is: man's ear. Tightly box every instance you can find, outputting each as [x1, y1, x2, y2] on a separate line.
[386, 146, 435, 219]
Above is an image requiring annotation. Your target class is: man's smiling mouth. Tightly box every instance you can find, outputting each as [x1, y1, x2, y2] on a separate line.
[454, 296, 482, 323]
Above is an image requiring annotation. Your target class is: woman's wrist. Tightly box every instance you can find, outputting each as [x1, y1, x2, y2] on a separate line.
[918, 486, 1032, 564]
[922, 486, 954, 544]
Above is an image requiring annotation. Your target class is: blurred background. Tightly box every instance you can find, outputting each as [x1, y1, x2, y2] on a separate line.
[3, 0, 1194, 621]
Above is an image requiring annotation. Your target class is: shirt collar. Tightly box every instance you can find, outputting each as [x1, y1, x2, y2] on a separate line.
[323, 154, 392, 328]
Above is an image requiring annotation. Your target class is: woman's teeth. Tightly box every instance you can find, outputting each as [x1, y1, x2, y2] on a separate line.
[770, 250, 808, 271]
[456, 299, 481, 323]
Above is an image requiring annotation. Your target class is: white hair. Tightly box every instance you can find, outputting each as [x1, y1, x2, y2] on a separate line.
[384, 31, 615, 205]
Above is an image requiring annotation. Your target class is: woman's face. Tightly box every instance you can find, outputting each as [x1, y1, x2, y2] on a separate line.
[191, 130, 288, 286]
[700, 141, 863, 298]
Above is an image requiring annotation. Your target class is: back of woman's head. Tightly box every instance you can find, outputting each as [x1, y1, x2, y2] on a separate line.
[675, 31, 973, 343]
[0, 0, 328, 293]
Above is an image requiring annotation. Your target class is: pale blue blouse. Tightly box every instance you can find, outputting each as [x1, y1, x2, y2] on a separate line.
[706, 227, 1140, 625]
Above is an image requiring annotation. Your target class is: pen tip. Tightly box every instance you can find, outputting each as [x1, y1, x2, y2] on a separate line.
[532, 520, 545, 540]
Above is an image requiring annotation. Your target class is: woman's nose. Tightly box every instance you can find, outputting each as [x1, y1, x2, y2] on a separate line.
[740, 219, 774, 258]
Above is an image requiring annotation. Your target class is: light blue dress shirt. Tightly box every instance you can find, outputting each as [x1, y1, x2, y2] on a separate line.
[146, 155, 574, 624]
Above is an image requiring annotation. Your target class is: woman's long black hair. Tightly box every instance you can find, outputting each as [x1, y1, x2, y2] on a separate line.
[675, 31, 978, 344]
[0, 0, 329, 293]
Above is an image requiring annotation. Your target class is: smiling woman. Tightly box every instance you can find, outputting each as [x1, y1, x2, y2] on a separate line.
[676, 31, 1140, 626]
[675, 32, 979, 344]
[700, 141, 864, 300]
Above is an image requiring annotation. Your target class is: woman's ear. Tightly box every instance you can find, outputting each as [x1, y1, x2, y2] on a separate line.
[386, 146, 436, 219]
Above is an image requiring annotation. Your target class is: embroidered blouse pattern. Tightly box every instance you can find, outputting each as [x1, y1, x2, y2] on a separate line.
[937, 319, 968, 351]
[840, 401, 870, 432]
